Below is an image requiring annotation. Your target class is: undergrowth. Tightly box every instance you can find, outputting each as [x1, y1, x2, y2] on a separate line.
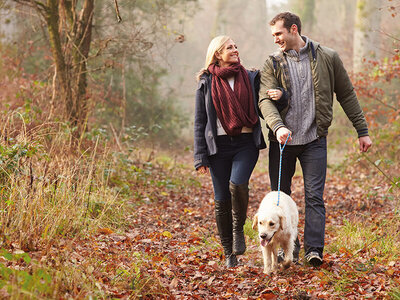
[0, 109, 197, 297]
[328, 216, 400, 260]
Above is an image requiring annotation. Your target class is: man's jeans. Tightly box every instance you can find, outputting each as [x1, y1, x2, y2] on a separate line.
[209, 133, 259, 202]
[269, 137, 327, 256]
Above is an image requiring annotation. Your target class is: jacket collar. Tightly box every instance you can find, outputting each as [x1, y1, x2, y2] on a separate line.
[271, 36, 320, 61]
[247, 69, 259, 83]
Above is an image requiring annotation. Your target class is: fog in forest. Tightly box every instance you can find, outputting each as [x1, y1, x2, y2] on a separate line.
[160, 0, 398, 140]
[0, 0, 399, 148]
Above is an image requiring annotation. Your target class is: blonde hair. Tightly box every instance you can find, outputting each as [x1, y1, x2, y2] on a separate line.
[196, 35, 231, 81]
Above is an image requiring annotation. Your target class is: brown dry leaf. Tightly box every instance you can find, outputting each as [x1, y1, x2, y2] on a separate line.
[386, 268, 395, 276]
[169, 277, 179, 289]
[260, 290, 278, 299]
[110, 234, 126, 242]
[207, 275, 216, 286]
[164, 269, 174, 276]
[98, 228, 113, 235]
[207, 260, 220, 271]
[276, 278, 288, 285]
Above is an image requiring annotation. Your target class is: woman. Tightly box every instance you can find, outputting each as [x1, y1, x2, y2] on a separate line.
[194, 36, 266, 268]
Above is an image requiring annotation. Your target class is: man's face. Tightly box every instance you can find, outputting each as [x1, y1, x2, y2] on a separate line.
[270, 20, 296, 52]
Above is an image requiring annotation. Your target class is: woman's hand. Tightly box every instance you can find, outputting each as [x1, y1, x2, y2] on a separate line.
[267, 89, 283, 100]
[197, 166, 209, 175]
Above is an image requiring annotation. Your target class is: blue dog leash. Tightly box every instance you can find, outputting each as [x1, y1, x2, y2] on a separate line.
[277, 133, 291, 206]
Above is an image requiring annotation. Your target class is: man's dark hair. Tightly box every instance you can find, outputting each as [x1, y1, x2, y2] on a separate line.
[270, 12, 302, 35]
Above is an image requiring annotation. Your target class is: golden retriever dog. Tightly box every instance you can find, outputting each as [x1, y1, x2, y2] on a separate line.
[252, 191, 299, 275]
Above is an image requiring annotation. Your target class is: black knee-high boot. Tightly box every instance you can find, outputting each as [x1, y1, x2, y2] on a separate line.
[214, 200, 238, 268]
[230, 181, 249, 255]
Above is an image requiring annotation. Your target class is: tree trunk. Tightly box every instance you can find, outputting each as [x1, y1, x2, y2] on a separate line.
[45, 0, 72, 120]
[353, 0, 382, 72]
[13, 0, 94, 134]
[70, 0, 94, 131]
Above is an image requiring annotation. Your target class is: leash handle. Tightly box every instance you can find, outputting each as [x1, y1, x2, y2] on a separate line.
[277, 133, 291, 206]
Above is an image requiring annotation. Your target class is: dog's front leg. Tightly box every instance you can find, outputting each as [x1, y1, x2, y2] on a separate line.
[282, 239, 294, 269]
[271, 244, 278, 272]
[262, 246, 272, 275]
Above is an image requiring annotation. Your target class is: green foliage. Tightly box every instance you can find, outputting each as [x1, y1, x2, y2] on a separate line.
[125, 66, 188, 144]
[91, 60, 188, 145]
[0, 249, 53, 297]
[130, 251, 171, 298]
[389, 287, 400, 300]
[0, 141, 38, 185]
[244, 218, 258, 242]
[327, 218, 400, 263]
[104, 148, 198, 202]
[322, 216, 400, 296]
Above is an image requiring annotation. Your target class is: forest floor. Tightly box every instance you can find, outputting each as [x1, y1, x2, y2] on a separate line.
[122, 167, 399, 299]
[47, 159, 400, 298]
[4, 155, 399, 299]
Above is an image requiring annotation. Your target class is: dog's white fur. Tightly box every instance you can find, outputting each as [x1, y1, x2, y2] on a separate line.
[252, 191, 299, 275]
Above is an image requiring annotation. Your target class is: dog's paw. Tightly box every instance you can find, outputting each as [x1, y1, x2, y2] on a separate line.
[263, 268, 275, 275]
[282, 260, 291, 269]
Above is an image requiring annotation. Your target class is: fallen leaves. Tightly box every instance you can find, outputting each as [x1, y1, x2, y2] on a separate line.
[2, 159, 399, 299]
[98, 228, 113, 235]
[60, 170, 400, 298]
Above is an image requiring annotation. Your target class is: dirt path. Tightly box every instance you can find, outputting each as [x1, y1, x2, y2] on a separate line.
[118, 169, 397, 299]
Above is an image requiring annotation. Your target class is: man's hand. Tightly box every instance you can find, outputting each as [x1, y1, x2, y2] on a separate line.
[276, 127, 292, 144]
[267, 89, 283, 100]
[359, 136, 372, 152]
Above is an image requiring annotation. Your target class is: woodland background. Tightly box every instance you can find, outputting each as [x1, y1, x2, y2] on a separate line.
[0, 0, 399, 298]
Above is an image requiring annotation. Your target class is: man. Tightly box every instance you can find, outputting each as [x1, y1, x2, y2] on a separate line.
[258, 12, 372, 267]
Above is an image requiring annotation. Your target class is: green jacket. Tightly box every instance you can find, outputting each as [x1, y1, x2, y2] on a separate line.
[259, 38, 369, 140]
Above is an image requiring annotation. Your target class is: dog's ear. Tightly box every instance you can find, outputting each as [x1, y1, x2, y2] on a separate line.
[279, 214, 286, 232]
[252, 214, 258, 230]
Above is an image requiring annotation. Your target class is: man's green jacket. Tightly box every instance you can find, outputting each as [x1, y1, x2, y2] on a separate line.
[259, 38, 369, 140]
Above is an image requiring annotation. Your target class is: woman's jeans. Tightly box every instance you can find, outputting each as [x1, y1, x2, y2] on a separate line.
[269, 137, 327, 257]
[209, 133, 259, 202]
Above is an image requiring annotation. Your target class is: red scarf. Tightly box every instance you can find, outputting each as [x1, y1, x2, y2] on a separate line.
[208, 62, 258, 136]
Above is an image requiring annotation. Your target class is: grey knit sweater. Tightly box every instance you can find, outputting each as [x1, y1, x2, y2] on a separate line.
[284, 37, 318, 145]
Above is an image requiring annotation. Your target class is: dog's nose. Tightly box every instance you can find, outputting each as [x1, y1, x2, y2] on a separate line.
[260, 234, 267, 240]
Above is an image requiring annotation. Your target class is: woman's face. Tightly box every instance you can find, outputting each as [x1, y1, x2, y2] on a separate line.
[216, 39, 239, 67]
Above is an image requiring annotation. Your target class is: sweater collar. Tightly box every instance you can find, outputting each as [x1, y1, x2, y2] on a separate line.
[285, 36, 310, 59]
[271, 37, 319, 62]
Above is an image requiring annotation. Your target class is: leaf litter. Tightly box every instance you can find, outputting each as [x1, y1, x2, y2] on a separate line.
[4, 161, 399, 299]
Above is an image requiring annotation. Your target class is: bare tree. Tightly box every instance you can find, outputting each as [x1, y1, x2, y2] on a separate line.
[12, 0, 94, 134]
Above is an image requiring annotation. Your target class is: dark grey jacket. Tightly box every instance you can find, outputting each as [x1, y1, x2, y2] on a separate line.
[194, 70, 266, 169]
